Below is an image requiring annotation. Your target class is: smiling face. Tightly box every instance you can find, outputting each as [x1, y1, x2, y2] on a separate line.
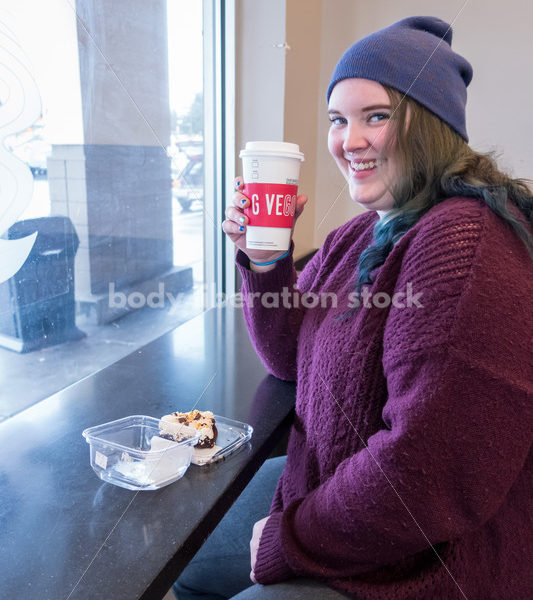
[327, 78, 401, 215]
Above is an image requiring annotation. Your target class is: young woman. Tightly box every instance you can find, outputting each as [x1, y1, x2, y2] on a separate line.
[175, 16, 533, 600]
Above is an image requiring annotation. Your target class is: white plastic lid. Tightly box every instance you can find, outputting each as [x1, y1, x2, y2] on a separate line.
[239, 141, 304, 161]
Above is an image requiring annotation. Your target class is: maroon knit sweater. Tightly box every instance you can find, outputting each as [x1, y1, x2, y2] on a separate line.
[236, 197, 533, 600]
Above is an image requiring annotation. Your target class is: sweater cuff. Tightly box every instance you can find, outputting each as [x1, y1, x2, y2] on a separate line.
[236, 245, 296, 293]
[253, 511, 294, 584]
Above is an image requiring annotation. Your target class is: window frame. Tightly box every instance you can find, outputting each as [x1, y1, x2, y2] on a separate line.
[203, 0, 236, 306]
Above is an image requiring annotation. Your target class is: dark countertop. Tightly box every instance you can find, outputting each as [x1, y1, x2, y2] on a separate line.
[0, 307, 296, 600]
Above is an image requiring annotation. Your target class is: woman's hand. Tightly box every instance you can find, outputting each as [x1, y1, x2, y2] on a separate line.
[249, 515, 270, 583]
[222, 177, 308, 266]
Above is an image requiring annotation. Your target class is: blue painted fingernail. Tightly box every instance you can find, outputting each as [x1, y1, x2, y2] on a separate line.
[241, 198, 246, 205]
[239, 225, 244, 232]
[235, 179, 241, 189]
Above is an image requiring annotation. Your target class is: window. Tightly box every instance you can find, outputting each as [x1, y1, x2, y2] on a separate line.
[0, 0, 230, 420]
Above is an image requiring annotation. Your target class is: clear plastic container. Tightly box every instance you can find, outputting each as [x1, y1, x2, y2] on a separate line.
[191, 415, 253, 466]
[82, 415, 200, 491]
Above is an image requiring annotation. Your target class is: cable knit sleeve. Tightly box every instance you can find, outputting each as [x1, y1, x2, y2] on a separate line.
[236, 230, 339, 381]
[254, 202, 533, 583]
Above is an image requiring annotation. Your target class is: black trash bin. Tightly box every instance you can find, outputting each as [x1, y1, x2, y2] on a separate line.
[0, 216, 85, 353]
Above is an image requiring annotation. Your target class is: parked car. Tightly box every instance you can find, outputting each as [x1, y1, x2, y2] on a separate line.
[8, 137, 50, 179]
[172, 154, 203, 212]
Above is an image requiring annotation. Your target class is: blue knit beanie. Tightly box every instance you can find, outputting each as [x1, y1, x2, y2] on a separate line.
[327, 16, 473, 141]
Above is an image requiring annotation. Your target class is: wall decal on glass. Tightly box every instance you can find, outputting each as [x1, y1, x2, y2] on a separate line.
[0, 20, 40, 283]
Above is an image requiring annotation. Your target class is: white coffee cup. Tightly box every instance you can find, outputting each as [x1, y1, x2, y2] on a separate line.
[239, 141, 305, 251]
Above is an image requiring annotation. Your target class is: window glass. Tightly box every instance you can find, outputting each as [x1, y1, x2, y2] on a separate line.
[0, 0, 214, 420]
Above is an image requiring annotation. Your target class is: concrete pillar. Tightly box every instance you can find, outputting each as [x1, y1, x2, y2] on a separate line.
[48, 0, 192, 323]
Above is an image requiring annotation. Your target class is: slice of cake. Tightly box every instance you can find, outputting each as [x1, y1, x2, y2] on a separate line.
[160, 410, 218, 449]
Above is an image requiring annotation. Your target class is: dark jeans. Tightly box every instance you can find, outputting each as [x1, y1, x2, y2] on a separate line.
[173, 456, 349, 599]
